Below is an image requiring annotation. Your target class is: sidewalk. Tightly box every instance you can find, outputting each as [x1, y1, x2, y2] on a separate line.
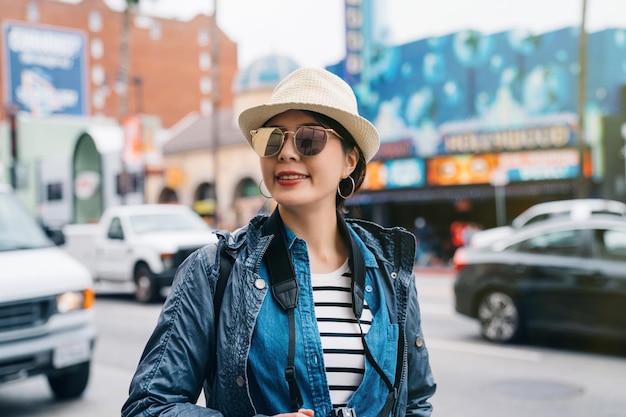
[413, 265, 455, 277]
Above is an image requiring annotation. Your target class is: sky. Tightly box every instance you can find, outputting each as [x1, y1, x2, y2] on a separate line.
[99, 0, 626, 69]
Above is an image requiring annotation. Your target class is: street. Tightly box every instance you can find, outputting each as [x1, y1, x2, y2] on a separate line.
[1, 272, 626, 416]
[417, 273, 626, 417]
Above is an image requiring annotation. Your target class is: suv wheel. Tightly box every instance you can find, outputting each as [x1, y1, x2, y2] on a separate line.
[477, 291, 522, 343]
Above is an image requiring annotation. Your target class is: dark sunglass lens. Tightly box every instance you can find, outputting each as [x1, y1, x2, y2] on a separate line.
[295, 127, 327, 156]
[253, 128, 285, 157]
[265, 129, 285, 156]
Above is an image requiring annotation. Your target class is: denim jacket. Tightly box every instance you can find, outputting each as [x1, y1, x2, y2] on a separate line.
[122, 214, 436, 417]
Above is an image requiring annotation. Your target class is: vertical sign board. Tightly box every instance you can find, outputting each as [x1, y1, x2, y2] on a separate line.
[345, 0, 381, 85]
[2, 21, 89, 116]
[344, 0, 365, 85]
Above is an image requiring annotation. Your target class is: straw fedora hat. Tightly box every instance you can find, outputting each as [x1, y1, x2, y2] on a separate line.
[238, 67, 380, 162]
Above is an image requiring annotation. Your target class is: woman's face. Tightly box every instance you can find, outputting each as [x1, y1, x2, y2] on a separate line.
[259, 110, 358, 212]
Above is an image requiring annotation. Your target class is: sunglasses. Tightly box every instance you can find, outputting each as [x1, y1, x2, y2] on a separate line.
[250, 126, 344, 157]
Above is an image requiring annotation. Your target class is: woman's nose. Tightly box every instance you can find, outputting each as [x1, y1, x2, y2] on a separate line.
[277, 132, 299, 160]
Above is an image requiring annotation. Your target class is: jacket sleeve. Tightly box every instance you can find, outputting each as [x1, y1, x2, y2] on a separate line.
[404, 272, 437, 417]
[121, 243, 224, 417]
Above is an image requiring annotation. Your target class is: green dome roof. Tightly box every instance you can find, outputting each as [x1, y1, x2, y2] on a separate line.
[233, 55, 300, 93]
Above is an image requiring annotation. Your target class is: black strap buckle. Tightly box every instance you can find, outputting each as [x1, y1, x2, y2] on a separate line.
[284, 365, 296, 381]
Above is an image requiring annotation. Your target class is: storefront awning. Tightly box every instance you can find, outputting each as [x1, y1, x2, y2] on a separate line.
[347, 181, 578, 206]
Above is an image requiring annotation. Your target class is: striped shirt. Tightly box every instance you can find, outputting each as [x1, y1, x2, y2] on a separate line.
[311, 259, 373, 407]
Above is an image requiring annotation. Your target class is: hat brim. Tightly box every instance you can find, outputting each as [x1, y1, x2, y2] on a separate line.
[239, 101, 380, 162]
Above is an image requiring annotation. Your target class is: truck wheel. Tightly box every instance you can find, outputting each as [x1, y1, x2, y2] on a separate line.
[47, 361, 90, 399]
[134, 264, 159, 303]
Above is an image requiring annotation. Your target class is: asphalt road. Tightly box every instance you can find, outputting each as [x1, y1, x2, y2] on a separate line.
[1, 271, 625, 417]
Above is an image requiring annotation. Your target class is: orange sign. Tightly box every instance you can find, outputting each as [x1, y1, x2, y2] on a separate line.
[427, 154, 498, 185]
[362, 161, 386, 190]
[122, 114, 143, 164]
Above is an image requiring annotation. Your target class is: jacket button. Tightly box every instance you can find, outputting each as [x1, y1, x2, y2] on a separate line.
[415, 337, 424, 348]
[391, 272, 397, 279]
[254, 278, 266, 289]
[236, 376, 245, 387]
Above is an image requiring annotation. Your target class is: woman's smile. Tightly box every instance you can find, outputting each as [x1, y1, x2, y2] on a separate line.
[276, 171, 309, 184]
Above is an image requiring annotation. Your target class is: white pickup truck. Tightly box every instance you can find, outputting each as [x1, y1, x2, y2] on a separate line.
[63, 204, 217, 303]
[0, 183, 96, 399]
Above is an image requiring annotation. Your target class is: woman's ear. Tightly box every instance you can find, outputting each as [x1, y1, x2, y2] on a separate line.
[343, 147, 359, 178]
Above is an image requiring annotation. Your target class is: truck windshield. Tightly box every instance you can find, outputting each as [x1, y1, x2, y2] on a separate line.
[0, 190, 51, 251]
[129, 212, 209, 234]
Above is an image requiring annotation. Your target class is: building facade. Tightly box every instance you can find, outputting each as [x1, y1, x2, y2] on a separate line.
[0, 0, 237, 125]
[324, 0, 626, 263]
[0, 0, 238, 226]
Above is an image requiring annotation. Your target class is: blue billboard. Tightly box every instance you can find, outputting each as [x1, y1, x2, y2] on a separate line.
[328, 26, 626, 159]
[2, 21, 89, 116]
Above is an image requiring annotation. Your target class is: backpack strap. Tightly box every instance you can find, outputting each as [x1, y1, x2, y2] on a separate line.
[337, 212, 365, 319]
[206, 241, 234, 400]
[262, 209, 303, 412]
[213, 242, 233, 325]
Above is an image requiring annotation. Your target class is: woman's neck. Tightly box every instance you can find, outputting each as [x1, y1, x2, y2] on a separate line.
[278, 206, 348, 274]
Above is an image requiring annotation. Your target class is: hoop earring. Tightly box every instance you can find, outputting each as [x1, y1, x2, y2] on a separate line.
[258, 179, 272, 199]
[337, 176, 355, 199]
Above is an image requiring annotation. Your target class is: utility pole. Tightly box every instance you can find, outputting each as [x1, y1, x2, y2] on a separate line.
[118, 0, 139, 203]
[118, 0, 138, 119]
[210, 0, 220, 226]
[577, 0, 588, 198]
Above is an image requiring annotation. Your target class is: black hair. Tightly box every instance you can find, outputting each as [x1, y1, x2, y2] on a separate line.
[306, 111, 367, 209]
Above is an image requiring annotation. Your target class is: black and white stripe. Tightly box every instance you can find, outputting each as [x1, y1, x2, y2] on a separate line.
[311, 260, 373, 407]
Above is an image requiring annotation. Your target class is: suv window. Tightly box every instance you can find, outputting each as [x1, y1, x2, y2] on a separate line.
[512, 229, 582, 256]
[522, 211, 568, 226]
[593, 229, 626, 261]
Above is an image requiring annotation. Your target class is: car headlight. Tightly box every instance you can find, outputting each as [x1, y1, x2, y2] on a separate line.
[56, 289, 95, 313]
[161, 253, 175, 270]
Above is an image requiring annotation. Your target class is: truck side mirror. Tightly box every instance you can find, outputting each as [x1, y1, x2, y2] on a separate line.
[43, 226, 66, 246]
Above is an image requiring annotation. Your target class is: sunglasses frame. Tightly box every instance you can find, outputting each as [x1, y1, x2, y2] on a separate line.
[250, 125, 344, 157]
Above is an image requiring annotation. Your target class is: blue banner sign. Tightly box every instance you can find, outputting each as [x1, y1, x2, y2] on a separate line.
[2, 21, 88, 116]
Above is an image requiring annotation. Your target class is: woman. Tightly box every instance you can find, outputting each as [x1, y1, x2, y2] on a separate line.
[122, 68, 436, 417]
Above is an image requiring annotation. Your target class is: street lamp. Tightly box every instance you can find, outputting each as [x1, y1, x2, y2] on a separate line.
[576, 0, 588, 198]
[490, 169, 509, 227]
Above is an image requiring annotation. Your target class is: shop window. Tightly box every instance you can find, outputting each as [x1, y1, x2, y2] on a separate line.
[116, 172, 144, 195]
[46, 183, 63, 201]
[238, 178, 260, 197]
[158, 187, 178, 203]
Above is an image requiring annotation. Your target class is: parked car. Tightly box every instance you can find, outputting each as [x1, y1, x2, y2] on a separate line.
[469, 198, 626, 248]
[0, 183, 96, 399]
[453, 214, 626, 344]
[63, 204, 217, 303]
